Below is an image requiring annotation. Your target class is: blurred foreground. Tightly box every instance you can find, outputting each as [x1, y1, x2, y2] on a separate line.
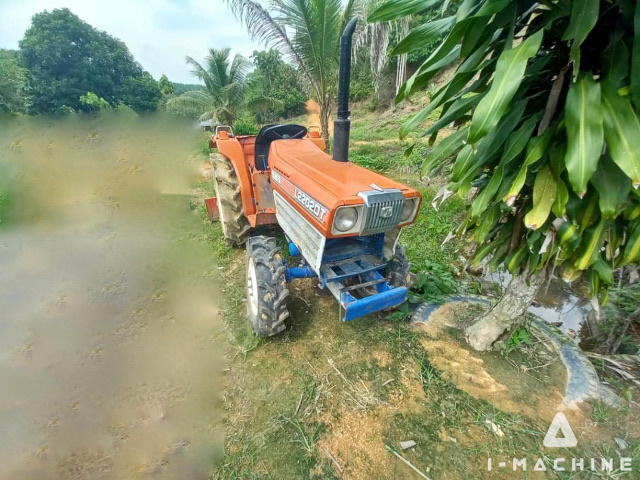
[0, 112, 224, 479]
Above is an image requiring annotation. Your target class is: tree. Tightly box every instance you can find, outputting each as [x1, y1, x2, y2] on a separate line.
[158, 74, 174, 96]
[224, 0, 362, 143]
[167, 47, 280, 125]
[118, 73, 162, 111]
[79, 92, 110, 110]
[250, 49, 307, 121]
[0, 50, 27, 113]
[19, 8, 160, 113]
[372, 0, 640, 350]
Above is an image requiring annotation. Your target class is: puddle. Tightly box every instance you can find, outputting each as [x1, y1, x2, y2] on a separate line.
[486, 270, 592, 340]
[0, 112, 224, 479]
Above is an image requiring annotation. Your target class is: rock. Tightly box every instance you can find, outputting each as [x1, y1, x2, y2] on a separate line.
[467, 264, 484, 276]
[484, 420, 505, 437]
[400, 440, 416, 450]
[614, 437, 629, 451]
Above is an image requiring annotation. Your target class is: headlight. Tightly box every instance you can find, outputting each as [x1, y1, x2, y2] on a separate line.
[334, 207, 359, 232]
[401, 198, 418, 223]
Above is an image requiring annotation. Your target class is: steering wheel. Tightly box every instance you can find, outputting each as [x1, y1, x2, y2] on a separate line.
[263, 124, 307, 140]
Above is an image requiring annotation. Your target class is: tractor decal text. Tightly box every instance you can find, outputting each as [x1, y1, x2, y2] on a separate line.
[273, 172, 328, 223]
[294, 188, 328, 222]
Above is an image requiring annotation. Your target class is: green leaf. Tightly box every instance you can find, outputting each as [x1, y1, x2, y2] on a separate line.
[562, 0, 599, 72]
[592, 258, 614, 284]
[558, 221, 580, 247]
[423, 94, 482, 137]
[393, 17, 456, 55]
[524, 166, 558, 230]
[564, 74, 604, 197]
[471, 163, 504, 219]
[476, 0, 512, 17]
[552, 177, 569, 218]
[474, 204, 501, 244]
[399, 72, 476, 138]
[574, 220, 607, 270]
[631, 2, 640, 107]
[601, 83, 640, 188]
[506, 243, 529, 274]
[368, 0, 439, 22]
[401, 46, 461, 100]
[421, 128, 468, 176]
[502, 129, 553, 205]
[451, 145, 476, 183]
[621, 221, 640, 265]
[591, 156, 632, 219]
[500, 114, 541, 165]
[460, 16, 490, 58]
[468, 29, 543, 144]
[400, 17, 478, 100]
[601, 30, 629, 86]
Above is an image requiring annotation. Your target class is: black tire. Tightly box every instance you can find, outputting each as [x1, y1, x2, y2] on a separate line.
[245, 236, 290, 337]
[386, 244, 413, 289]
[211, 153, 251, 246]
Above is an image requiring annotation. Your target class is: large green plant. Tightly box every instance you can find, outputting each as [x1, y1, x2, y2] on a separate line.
[370, 0, 640, 351]
[223, 0, 361, 142]
[371, 0, 640, 303]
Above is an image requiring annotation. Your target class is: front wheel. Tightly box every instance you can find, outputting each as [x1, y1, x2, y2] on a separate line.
[386, 244, 413, 289]
[245, 236, 290, 337]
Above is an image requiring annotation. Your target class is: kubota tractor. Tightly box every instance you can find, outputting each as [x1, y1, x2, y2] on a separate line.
[206, 18, 422, 336]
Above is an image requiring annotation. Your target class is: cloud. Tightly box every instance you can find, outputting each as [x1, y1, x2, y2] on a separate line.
[0, 0, 265, 83]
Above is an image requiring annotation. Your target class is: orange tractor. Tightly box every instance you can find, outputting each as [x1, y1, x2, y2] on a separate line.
[207, 19, 422, 336]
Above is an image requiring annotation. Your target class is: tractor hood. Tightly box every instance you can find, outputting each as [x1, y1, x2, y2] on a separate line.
[270, 139, 417, 202]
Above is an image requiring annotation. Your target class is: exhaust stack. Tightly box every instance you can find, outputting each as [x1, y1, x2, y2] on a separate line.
[333, 17, 358, 163]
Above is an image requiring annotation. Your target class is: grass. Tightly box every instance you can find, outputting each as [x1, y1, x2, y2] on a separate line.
[199, 106, 640, 479]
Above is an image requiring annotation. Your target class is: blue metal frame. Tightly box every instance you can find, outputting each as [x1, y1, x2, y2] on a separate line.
[283, 234, 407, 322]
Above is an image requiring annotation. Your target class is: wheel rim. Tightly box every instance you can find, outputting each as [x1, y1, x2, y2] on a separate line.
[246, 257, 259, 318]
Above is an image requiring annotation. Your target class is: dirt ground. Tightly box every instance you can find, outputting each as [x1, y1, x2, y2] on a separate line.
[0, 114, 225, 479]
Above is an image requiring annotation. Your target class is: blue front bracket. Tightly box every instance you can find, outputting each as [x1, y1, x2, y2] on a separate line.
[340, 286, 407, 321]
[283, 239, 408, 322]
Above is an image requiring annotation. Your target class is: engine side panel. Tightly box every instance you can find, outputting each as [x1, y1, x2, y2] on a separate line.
[273, 190, 326, 273]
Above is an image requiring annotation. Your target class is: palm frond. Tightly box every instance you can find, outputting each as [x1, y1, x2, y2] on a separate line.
[223, 0, 313, 83]
[167, 90, 217, 118]
[185, 56, 222, 103]
[245, 95, 284, 111]
[228, 53, 250, 84]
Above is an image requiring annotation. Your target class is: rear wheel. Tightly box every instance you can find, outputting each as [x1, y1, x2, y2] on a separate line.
[245, 236, 290, 337]
[211, 153, 251, 246]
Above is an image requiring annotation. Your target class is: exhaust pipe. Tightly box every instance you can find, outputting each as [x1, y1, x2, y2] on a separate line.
[333, 17, 358, 162]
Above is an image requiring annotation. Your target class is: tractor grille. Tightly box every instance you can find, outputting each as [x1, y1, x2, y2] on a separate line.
[359, 189, 404, 236]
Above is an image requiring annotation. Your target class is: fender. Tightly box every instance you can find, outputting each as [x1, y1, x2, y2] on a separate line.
[212, 136, 256, 218]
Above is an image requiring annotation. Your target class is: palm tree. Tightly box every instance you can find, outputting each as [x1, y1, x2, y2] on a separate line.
[167, 47, 279, 125]
[224, 0, 362, 143]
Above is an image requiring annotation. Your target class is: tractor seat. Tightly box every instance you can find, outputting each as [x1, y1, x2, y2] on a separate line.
[254, 124, 307, 170]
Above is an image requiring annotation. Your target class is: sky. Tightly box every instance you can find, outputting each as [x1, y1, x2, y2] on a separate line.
[0, 0, 265, 84]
